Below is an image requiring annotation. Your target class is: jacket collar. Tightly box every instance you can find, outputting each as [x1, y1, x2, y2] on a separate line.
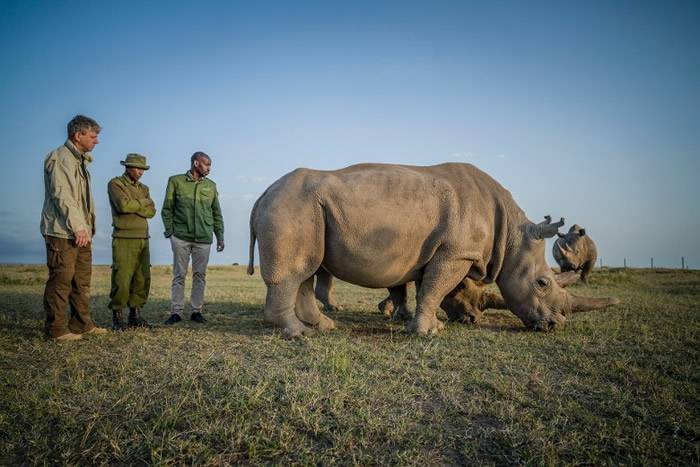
[185, 170, 207, 182]
[120, 173, 140, 186]
[64, 139, 93, 163]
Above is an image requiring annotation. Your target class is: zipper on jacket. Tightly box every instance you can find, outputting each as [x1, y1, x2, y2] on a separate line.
[193, 181, 198, 240]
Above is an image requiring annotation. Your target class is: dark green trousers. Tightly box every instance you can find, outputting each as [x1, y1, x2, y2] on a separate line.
[109, 238, 150, 310]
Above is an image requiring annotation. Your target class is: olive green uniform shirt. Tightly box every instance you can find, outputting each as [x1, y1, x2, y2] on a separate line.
[108, 174, 156, 238]
[161, 171, 224, 244]
[40, 140, 96, 238]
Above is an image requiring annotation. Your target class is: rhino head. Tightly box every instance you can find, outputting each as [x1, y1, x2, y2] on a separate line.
[497, 216, 619, 331]
[554, 224, 587, 271]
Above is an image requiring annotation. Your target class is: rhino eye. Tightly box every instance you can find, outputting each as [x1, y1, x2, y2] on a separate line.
[535, 277, 551, 291]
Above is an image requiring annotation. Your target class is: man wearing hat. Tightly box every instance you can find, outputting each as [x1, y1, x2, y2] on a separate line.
[107, 153, 156, 330]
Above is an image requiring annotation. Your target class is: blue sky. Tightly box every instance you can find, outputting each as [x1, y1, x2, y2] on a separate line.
[0, 0, 698, 268]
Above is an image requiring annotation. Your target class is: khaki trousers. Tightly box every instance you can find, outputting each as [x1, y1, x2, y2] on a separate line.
[43, 236, 95, 338]
[170, 235, 211, 316]
[109, 238, 151, 310]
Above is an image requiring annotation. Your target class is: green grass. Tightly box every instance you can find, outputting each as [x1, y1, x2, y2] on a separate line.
[0, 265, 698, 465]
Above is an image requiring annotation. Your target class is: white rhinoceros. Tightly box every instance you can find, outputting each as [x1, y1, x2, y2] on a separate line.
[248, 163, 619, 338]
[553, 224, 598, 283]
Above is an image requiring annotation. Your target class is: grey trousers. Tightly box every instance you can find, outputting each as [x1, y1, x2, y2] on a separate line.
[170, 235, 212, 316]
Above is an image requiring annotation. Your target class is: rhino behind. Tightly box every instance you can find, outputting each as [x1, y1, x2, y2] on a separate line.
[553, 224, 598, 283]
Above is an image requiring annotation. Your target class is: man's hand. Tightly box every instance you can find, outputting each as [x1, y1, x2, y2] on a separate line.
[217, 240, 225, 252]
[74, 230, 91, 247]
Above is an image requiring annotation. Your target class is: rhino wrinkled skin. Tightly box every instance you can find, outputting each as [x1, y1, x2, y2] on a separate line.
[553, 224, 598, 283]
[248, 163, 619, 338]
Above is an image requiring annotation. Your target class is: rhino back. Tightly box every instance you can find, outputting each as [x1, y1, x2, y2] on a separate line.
[318, 164, 459, 286]
[421, 163, 525, 283]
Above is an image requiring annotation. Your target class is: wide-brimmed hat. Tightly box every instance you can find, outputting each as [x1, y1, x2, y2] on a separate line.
[120, 153, 150, 170]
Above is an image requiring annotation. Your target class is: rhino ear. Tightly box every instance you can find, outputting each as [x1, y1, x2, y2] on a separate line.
[579, 229, 586, 237]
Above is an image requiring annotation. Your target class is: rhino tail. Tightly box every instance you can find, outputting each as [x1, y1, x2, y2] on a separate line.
[247, 193, 264, 276]
[247, 228, 256, 275]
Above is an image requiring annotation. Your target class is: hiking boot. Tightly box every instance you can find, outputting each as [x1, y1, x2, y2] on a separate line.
[190, 312, 207, 324]
[55, 332, 82, 341]
[112, 309, 127, 331]
[164, 313, 182, 325]
[128, 307, 152, 329]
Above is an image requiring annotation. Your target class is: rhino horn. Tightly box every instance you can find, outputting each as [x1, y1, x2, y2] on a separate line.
[569, 294, 620, 313]
[557, 243, 572, 255]
[554, 271, 578, 288]
[532, 216, 565, 240]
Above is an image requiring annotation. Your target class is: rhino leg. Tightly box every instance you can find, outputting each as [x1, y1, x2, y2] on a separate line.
[314, 268, 343, 312]
[580, 260, 594, 284]
[378, 285, 413, 321]
[377, 295, 394, 316]
[263, 281, 314, 339]
[296, 277, 336, 331]
[440, 294, 483, 324]
[408, 259, 472, 335]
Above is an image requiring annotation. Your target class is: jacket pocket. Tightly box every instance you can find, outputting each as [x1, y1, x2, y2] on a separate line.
[198, 187, 214, 200]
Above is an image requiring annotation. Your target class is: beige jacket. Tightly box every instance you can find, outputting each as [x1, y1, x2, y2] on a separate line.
[40, 140, 96, 239]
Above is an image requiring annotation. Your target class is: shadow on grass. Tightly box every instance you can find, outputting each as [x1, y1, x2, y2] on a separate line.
[0, 289, 534, 343]
[0, 291, 273, 340]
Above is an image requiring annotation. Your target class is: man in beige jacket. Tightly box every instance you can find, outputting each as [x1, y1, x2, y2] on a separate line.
[40, 115, 108, 340]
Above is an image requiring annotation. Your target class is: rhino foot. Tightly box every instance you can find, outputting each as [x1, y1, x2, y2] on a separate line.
[407, 314, 445, 335]
[378, 297, 394, 317]
[391, 305, 414, 322]
[322, 302, 343, 312]
[447, 308, 482, 324]
[316, 314, 336, 331]
[282, 322, 315, 339]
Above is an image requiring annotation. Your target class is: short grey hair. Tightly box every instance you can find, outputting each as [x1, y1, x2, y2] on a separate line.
[67, 115, 101, 139]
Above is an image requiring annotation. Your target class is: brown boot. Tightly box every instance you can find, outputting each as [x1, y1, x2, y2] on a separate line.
[128, 307, 152, 328]
[112, 309, 127, 331]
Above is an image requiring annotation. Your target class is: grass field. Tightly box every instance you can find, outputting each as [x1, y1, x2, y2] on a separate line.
[0, 265, 698, 465]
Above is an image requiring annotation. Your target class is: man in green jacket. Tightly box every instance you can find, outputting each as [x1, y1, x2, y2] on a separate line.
[108, 154, 156, 330]
[40, 115, 108, 340]
[162, 152, 225, 325]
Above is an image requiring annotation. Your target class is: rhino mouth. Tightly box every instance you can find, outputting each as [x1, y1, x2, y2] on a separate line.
[531, 316, 565, 332]
[528, 303, 567, 331]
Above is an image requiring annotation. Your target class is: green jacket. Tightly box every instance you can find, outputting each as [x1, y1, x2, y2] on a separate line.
[40, 140, 96, 239]
[161, 171, 224, 244]
[108, 174, 156, 238]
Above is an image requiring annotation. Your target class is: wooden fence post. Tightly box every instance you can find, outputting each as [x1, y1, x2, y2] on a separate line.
[651, 257, 654, 269]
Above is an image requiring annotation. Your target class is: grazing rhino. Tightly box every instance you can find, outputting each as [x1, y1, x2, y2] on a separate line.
[315, 268, 580, 324]
[553, 224, 598, 283]
[248, 163, 619, 338]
